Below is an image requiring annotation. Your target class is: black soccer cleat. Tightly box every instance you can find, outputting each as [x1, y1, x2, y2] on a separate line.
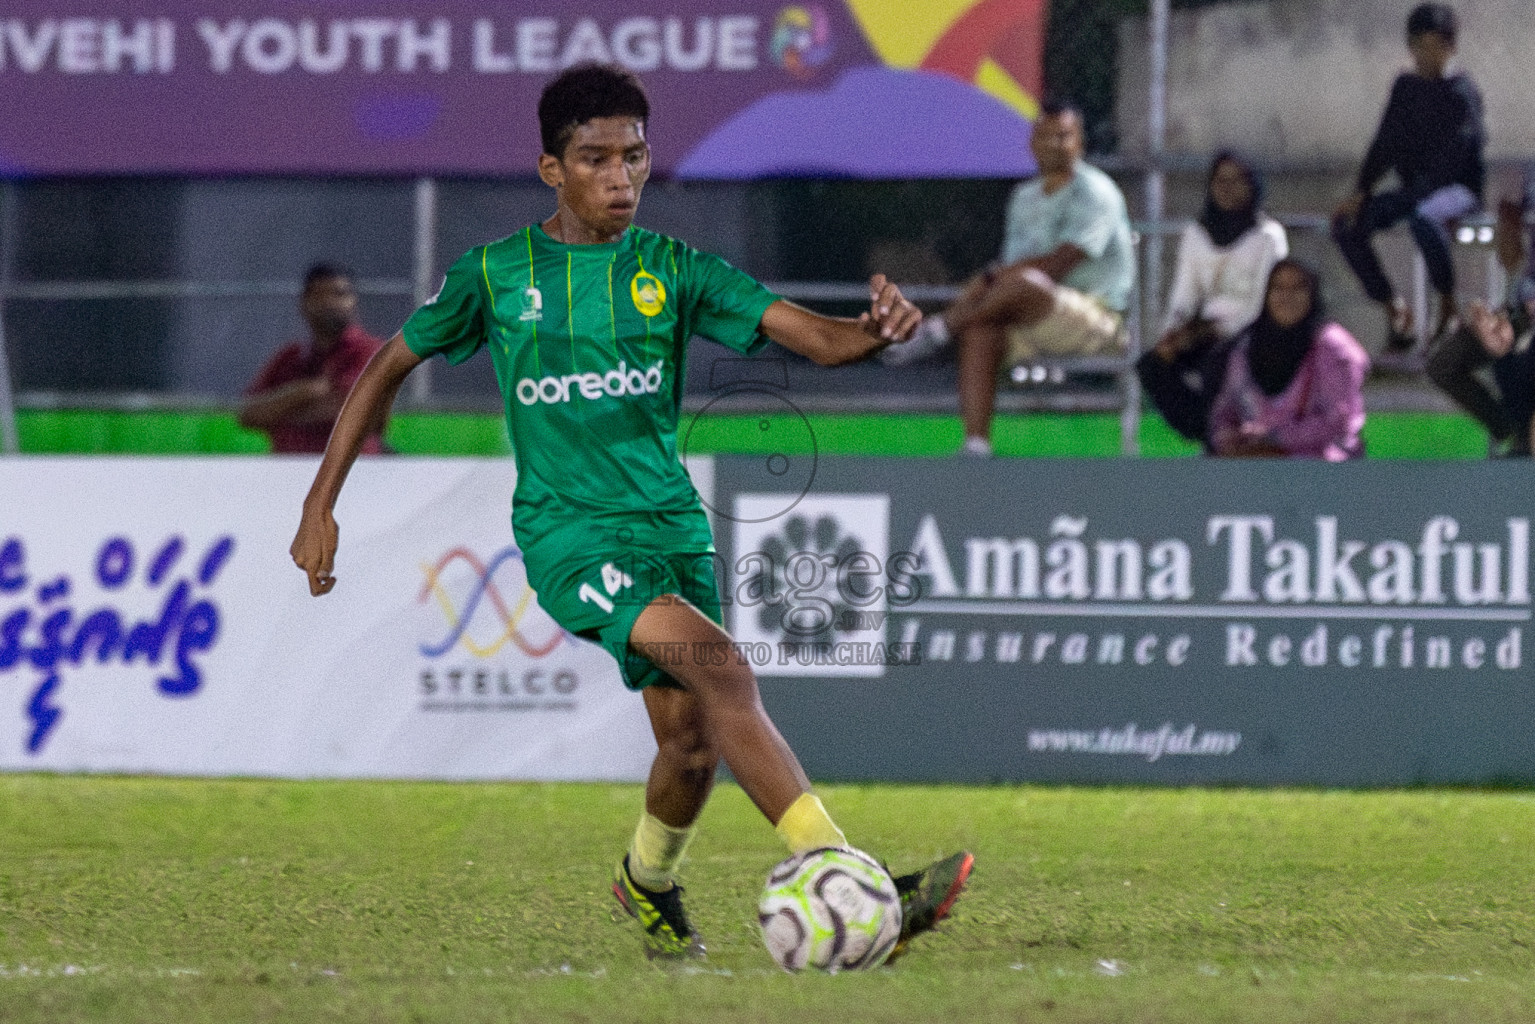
[611, 855, 707, 961]
[885, 850, 974, 963]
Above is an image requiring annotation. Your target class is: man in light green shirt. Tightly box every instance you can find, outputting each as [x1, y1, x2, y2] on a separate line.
[290, 64, 971, 965]
[951, 101, 1134, 456]
[885, 101, 1135, 456]
[998, 150, 1135, 315]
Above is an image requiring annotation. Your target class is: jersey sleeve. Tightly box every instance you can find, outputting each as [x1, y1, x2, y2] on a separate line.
[402, 248, 488, 366]
[674, 244, 779, 355]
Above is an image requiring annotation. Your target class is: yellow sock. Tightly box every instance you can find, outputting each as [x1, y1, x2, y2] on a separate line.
[628, 812, 696, 891]
[773, 793, 847, 854]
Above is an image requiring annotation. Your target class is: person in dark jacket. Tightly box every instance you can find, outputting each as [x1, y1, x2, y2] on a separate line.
[1331, 3, 1484, 354]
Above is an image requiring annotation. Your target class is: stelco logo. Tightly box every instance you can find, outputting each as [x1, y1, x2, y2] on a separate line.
[515, 359, 665, 405]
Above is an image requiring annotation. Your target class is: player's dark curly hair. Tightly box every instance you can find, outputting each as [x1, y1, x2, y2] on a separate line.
[538, 64, 650, 159]
[1406, 3, 1457, 44]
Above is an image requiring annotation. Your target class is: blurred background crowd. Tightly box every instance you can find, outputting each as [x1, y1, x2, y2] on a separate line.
[1, 0, 1532, 458]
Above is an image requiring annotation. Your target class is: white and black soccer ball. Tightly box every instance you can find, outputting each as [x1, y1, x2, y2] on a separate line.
[758, 846, 902, 972]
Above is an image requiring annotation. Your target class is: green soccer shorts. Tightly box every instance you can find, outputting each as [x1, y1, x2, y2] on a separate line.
[522, 512, 724, 692]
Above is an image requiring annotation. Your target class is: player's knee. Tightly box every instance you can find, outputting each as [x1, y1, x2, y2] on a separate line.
[659, 722, 717, 772]
[683, 744, 719, 779]
[681, 659, 761, 704]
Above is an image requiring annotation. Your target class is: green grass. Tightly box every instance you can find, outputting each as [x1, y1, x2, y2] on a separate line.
[680, 411, 1488, 458]
[15, 410, 271, 455]
[2, 776, 1533, 1022]
[13, 409, 1490, 458]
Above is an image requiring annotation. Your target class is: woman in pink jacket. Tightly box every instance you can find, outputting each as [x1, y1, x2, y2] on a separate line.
[1209, 258, 1369, 459]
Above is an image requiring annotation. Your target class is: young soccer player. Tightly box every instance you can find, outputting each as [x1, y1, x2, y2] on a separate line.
[289, 63, 972, 962]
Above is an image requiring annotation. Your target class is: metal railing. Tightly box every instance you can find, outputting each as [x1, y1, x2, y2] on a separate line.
[0, 187, 1513, 456]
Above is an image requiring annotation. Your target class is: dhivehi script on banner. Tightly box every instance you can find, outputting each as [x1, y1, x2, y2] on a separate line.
[0, 456, 715, 780]
[712, 456, 1535, 787]
[0, 1, 1043, 177]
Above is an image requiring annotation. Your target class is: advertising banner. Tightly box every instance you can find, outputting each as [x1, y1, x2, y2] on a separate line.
[0, 1, 1042, 177]
[713, 456, 1535, 786]
[0, 456, 671, 780]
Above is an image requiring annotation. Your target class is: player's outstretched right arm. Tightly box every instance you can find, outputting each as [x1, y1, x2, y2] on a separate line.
[760, 274, 923, 366]
[290, 334, 423, 596]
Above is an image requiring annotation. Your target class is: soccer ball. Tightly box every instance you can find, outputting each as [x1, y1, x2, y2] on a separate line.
[758, 846, 902, 972]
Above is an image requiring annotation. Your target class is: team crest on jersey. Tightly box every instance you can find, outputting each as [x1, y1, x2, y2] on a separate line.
[519, 285, 543, 322]
[630, 271, 666, 317]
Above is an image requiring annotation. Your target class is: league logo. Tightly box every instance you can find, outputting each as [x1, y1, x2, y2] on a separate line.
[771, 6, 833, 79]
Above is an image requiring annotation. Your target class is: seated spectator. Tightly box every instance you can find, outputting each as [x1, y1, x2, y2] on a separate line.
[1137, 151, 1289, 447]
[1209, 259, 1369, 460]
[1480, 304, 1535, 457]
[240, 263, 387, 454]
[880, 100, 1134, 456]
[1428, 171, 1535, 456]
[1331, 2, 1484, 353]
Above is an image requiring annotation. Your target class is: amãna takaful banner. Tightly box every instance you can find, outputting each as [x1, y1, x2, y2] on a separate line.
[712, 456, 1535, 787]
[0, 0, 1043, 177]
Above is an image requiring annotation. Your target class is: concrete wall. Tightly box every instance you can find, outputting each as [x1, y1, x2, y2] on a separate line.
[1117, 0, 1535, 167]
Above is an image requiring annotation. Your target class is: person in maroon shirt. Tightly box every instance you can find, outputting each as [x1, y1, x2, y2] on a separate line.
[240, 263, 388, 454]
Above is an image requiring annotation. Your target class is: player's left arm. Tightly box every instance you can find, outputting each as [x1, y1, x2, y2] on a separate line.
[759, 274, 922, 366]
[290, 334, 422, 596]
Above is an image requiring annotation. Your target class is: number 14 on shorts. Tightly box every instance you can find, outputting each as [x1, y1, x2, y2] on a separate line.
[578, 562, 634, 614]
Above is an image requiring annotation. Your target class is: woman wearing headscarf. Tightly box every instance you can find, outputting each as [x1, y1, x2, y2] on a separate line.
[1138, 152, 1289, 445]
[1209, 258, 1369, 459]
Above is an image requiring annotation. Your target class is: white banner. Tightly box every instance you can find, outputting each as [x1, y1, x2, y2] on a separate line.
[0, 456, 718, 780]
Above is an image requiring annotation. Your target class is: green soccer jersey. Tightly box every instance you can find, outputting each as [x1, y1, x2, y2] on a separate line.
[402, 224, 777, 554]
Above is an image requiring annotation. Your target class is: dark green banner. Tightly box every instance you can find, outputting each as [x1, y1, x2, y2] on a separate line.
[711, 457, 1535, 786]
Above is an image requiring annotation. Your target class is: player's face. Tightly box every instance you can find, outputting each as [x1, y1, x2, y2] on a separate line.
[543, 117, 651, 239]
[1209, 159, 1254, 213]
[1030, 112, 1083, 177]
[302, 275, 357, 338]
[1265, 265, 1313, 328]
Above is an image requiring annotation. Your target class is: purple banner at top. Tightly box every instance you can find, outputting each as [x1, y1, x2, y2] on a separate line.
[0, 1, 1040, 178]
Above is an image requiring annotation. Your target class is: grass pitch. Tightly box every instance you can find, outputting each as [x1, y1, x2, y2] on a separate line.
[1, 776, 1533, 1023]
